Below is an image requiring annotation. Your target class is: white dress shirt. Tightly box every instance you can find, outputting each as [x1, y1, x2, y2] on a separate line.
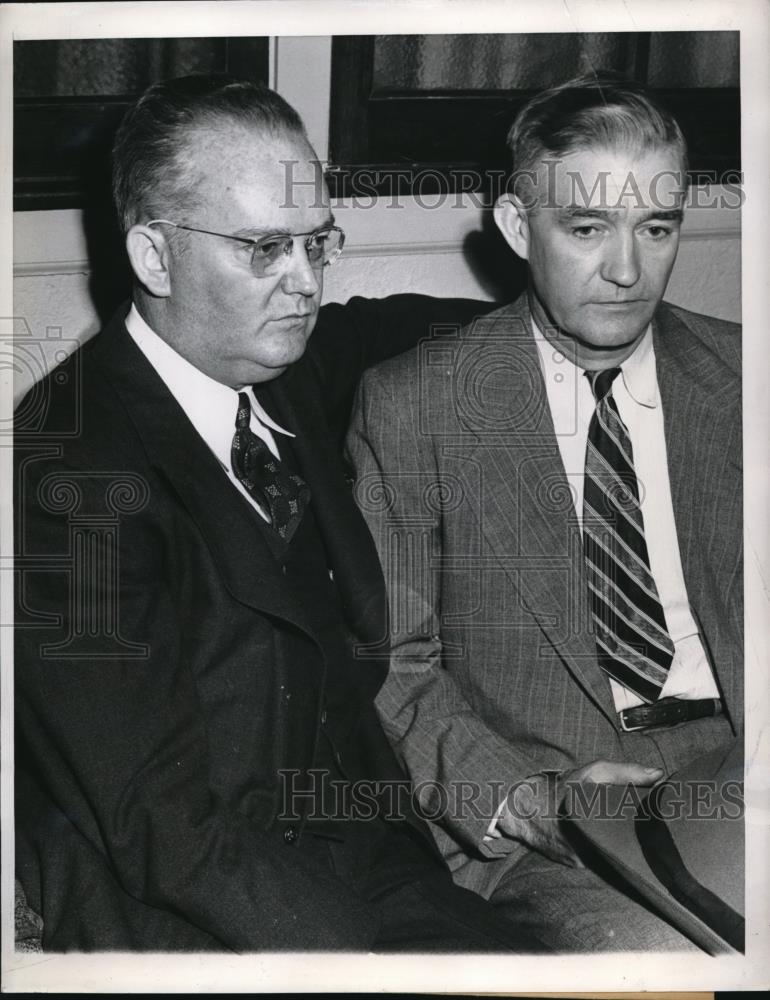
[532, 321, 720, 710]
[125, 304, 294, 522]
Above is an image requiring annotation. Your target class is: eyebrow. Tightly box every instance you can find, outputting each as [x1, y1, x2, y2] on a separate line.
[233, 215, 336, 240]
[559, 207, 684, 223]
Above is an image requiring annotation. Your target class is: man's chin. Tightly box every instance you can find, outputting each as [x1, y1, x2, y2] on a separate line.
[571, 317, 652, 352]
[583, 305, 653, 342]
[583, 330, 645, 349]
[246, 363, 290, 385]
[264, 326, 313, 362]
[247, 344, 309, 384]
[548, 320, 650, 368]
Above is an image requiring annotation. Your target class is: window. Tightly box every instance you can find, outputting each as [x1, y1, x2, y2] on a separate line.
[14, 37, 269, 211]
[328, 32, 740, 198]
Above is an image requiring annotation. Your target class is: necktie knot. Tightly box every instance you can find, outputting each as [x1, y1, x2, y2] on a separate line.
[586, 367, 621, 403]
[235, 392, 251, 431]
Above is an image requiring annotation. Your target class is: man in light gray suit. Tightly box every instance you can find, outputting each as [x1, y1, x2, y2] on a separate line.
[347, 76, 742, 951]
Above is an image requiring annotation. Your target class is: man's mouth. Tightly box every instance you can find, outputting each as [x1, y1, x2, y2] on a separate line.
[591, 299, 644, 306]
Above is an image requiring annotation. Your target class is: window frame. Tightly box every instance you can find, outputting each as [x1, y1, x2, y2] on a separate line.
[13, 36, 269, 212]
[327, 34, 740, 200]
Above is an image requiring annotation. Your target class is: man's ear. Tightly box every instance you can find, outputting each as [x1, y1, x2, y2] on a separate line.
[494, 194, 531, 261]
[125, 224, 173, 297]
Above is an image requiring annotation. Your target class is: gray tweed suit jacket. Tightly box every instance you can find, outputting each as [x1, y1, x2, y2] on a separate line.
[347, 292, 743, 893]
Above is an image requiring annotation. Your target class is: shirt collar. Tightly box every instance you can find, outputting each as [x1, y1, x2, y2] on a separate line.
[617, 324, 658, 408]
[531, 317, 658, 409]
[531, 319, 582, 385]
[125, 304, 294, 470]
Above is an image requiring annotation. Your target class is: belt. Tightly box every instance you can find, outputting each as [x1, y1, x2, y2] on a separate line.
[619, 697, 722, 733]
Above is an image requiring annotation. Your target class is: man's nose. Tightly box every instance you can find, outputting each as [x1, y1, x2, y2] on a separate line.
[280, 242, 321, 296]
[601, 231, 641, 287]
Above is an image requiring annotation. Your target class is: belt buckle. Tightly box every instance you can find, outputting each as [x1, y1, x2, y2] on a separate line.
[619, 697, 721, 733]
[619, 710, 646, 733]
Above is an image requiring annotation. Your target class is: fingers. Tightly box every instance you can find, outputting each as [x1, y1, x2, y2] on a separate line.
[518, 825, 583, 867]
[496, 760, 665, 869]
[498, 787, 584, 868]
[569, 759, 665, 786]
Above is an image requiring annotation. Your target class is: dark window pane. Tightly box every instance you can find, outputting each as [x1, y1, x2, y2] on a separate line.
[330, 31, 740, 195]
[372, 33, 642, 92]
[647, 31, 739, 88]
[15, 38, 258, 97]
[14, 36, 269, 210]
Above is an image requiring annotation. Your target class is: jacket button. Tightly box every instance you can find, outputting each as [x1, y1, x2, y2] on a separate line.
[284, 825, 298, 844]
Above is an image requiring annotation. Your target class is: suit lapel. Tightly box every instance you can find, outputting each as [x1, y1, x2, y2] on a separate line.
[653, 305, 742, 720]
[453, 297, 616, 723]
[261, 366, 389, 649]
[654, 304, 741, 553]
[92, 313, 318, 642]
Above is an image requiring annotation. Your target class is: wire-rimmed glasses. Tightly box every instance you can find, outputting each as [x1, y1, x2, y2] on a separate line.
[146, 219, 345, 277]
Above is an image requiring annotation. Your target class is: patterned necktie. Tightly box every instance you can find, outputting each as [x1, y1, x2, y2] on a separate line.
[231, 392, 310, 542]
[582, 367, 674, 703]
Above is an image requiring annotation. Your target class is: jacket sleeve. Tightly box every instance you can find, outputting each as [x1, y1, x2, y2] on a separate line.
[346, 365, 540, 857]
[309, 295, 495, 448]
[14, 443, 381, 952]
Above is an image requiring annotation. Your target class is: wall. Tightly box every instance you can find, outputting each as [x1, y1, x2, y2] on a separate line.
[12, 32, 741, 402]
[12, 187, 741, 402]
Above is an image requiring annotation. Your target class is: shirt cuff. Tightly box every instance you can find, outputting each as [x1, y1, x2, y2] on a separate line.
[482, 792, 509, 842]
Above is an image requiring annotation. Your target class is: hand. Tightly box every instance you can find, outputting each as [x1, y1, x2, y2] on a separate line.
[496, 759, 664, 868]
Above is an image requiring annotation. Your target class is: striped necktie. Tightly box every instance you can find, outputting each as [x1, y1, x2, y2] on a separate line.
[582, 367, 674, 703]
[231, 392, 310, 542]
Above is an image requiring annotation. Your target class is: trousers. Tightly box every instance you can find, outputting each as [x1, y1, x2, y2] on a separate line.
[305, 817, 546, 953]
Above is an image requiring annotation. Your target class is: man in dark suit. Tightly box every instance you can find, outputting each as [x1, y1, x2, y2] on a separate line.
[13, 74, 541, 953]
[348, 76, 742, 950]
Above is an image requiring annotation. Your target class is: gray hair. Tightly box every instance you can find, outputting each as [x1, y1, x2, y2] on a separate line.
[508, 73, 688, 200]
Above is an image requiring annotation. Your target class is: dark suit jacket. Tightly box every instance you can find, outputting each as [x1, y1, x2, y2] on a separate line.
[14, 294, 494, 952]
[348, 292, 743, 893]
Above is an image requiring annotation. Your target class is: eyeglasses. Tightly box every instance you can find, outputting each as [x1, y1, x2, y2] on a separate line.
[146, 219, 345, 277]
